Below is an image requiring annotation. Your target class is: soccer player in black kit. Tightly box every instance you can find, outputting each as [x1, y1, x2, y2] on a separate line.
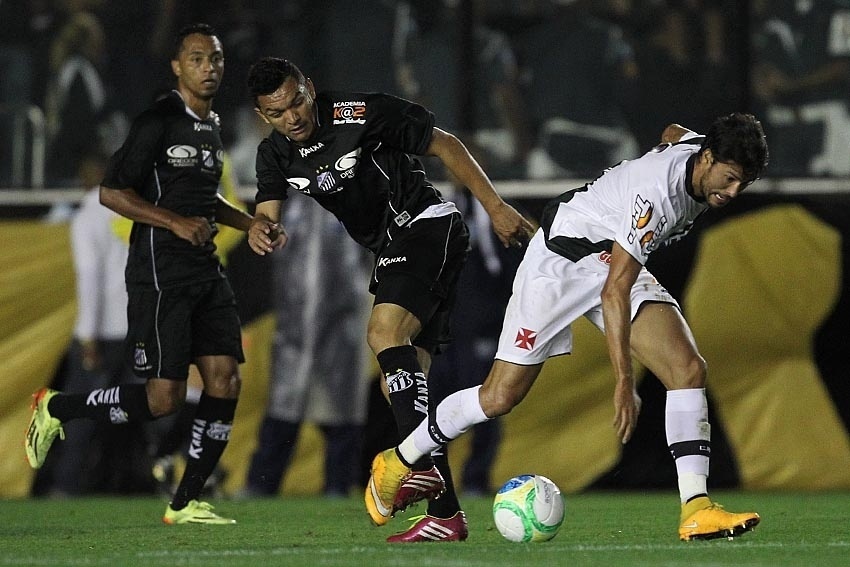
[245, 57, 535, 542]
[25, 24, 253, 525]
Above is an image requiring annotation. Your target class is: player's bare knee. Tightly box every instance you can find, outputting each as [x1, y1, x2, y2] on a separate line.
[677, 355, 707, 389]
[205, 372, 241, 399]
[146, 384, 185, 417]
[479, 384, 521, 418]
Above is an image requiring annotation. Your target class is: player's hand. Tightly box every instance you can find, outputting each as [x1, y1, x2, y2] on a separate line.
[171, 216, 213, 246]
[248, 218, 288, 255]
[489, 201, 536, 248]
[612, 380, 641, 444]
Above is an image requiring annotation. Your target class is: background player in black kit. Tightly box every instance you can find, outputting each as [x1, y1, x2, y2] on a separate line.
[25, 24, 253, 525]
[245, 57, 534, 542]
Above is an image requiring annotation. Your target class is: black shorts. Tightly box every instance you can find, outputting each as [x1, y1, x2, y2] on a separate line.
[126, 278, 245, 380]
[371, 213, 470, 352]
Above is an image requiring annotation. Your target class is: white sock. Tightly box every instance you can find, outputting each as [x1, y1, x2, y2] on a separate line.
[666, 388, 710, 503]
[398, 385, 488, 465]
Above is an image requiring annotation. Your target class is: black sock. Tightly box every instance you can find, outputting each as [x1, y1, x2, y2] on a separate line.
[427, 445, 461, 518]
[48, 383, 153, 424]
[170, 393, 237, 510]
[376, 345, 429, 439]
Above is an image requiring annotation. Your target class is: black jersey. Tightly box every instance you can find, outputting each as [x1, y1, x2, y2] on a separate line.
[102, 91, 225, 290]
[255, 91, 448, 253]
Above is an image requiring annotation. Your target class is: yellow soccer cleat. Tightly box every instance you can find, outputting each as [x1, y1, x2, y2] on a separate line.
[162, 500, 236, 525]
[365, 448, 411, 526]
[679, 499, 760, 541]
[25, 388, 65, 469]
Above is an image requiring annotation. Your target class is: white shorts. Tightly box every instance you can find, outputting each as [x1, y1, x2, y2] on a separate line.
[495, 230, 679, 365]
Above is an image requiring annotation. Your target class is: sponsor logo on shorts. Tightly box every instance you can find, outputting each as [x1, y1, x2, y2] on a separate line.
[386, 369, 414, 393]
[514, 327, 538, 350]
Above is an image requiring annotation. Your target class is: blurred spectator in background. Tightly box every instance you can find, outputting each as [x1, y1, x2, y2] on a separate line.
[243, 196, 372, 498]
[43, 11, 116, 186]
[610, 0, 741, 153]
[517, 0, 638, 178]
[47, 151, 152, 496]
[0, 0, 57, 186]
[394, 0, 532, 180]
[752, 0, 850, 177]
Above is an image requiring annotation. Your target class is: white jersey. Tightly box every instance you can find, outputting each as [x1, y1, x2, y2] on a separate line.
[496, 133, 709, 365]
[541, 133, 708, 267]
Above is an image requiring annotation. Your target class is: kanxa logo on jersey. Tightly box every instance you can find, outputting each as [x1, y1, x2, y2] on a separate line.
[299, 141, 324, 157]
[378, 255, 406, 267]
[332, 100, 366, 124]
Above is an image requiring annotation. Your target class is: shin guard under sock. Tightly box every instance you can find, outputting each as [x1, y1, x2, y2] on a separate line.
[170, 393, 237, 510]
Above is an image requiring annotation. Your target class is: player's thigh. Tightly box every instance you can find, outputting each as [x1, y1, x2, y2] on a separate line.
[495, 233, 600, 365]
[126, 286, 194, 380]
[630, 301, 706, 390]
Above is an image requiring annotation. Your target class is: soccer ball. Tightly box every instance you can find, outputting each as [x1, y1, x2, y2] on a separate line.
[493, 474, 565, 542]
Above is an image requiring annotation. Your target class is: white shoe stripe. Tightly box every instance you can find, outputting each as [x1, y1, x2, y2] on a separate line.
[420, 523, 453, 539]
[369, 477, 391, 517]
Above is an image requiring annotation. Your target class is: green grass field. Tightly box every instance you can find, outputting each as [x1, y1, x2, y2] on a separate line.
[0, 491, 847, 566]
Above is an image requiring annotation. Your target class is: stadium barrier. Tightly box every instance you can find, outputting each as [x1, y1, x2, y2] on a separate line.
[1, 182, 849, 497]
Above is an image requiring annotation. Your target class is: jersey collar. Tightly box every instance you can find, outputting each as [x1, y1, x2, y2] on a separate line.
[684, 154, 703, 203]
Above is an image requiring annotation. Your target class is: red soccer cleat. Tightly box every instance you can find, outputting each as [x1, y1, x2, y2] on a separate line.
[386, 511, 468, 543]
[393, 466, 446, 513]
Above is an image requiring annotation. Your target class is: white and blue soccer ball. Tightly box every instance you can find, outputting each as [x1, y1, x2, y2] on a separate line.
[493, 474, 565, 542]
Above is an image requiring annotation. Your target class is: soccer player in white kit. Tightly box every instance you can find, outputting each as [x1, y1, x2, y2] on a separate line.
[368, 113, 769, 541]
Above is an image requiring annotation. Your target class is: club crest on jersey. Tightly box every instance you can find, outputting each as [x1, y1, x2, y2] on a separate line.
[332, 100, 366, 125]
[514, 328, 538, 350]
[317, 170, 338, 192]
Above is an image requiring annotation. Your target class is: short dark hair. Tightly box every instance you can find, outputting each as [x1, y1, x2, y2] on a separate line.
[173, 23, 218, 60]
[702, 113, 769, 183]
[247, 57, 307, 104]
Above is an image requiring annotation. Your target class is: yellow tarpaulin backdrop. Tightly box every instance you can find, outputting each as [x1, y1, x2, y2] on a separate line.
[2, 204, 848, 498]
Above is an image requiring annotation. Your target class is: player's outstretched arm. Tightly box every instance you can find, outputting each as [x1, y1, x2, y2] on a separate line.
[427, 127, 534, 248]
[247, 199, 287, 255]
[600, 243, 643, 444]
[100, 184, 212, 246]
[215, 193, 254, 232]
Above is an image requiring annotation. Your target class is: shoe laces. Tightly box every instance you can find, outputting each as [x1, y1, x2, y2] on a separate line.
[404, 515, 426, 526]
